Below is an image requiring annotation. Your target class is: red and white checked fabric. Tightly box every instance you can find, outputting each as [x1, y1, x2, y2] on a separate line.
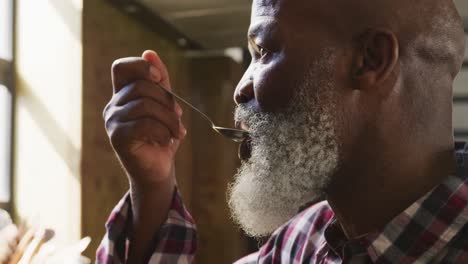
[97, 142, 468, 263]
[96, 188, 197, 263]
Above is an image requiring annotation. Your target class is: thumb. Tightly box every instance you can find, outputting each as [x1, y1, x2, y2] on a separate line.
[142, 50, 172, 89]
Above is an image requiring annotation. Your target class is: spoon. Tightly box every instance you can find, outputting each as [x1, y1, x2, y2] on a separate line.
[155, 83, 249, 142]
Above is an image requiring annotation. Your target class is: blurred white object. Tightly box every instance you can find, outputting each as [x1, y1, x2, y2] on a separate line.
[31, 237, 91, 264]
[17, 229, 54, 264]
[0, 212, 91, 264]
[0, 209, 12, 230]
[0, 224, 18, 263]
[7, 227, 35, 264]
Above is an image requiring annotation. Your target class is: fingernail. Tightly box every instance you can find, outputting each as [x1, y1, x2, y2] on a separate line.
[170, 138, 175, 145]
[150, 66, 161, 82]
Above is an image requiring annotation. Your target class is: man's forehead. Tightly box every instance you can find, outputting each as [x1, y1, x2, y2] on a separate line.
[251, 0, 323, 20]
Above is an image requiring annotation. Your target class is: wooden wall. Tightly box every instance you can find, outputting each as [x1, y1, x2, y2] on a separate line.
[82, 0, 249, 261]
[188, 56, 248, 263]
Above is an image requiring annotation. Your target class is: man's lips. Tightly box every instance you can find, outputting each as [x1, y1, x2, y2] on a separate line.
[239, 136, 252, 161]
[236, 121, 252, 160]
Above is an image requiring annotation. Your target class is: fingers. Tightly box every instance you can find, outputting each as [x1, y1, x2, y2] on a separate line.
[112, 57, 152, 93]
[111, 53, 181, 113]
[107, 98, 184, 139]
[104, 79, 184, 136]
[142, 50, 171, 89]
[113, 80, 182, 115]
[107, 51, 185, 150]
[108, 118, 173, 147]
[104, 99, 186, 149]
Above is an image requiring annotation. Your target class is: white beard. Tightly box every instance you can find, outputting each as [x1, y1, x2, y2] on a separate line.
[228, 61, 339, 237]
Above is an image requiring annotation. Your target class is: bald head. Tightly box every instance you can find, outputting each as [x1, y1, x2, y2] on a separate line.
[251, 0, 465, 77]
[337, 0, 465, 77]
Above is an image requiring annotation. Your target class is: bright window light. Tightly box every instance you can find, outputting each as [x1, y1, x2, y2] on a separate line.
[0, 85, 11, 202]
[0, 0, 13, 61]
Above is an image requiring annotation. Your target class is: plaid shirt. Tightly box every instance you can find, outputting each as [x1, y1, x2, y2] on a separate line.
[97, 142, 468, 263]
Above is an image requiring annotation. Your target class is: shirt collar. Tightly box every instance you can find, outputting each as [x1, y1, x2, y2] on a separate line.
[366, 142, 468, 263]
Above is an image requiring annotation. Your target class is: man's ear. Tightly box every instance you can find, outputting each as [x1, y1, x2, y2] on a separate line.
[353, 29, 399, 90]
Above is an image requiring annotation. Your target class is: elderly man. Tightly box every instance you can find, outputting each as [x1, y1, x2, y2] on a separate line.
[97, 0, 467, 262]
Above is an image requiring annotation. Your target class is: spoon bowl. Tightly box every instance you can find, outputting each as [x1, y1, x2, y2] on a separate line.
[212, 126, 250, 142]
[155, 83, 250, 142]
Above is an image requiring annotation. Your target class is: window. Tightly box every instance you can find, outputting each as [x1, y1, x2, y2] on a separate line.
[0, 0, 14, 208]
[453, 32, 468, 140]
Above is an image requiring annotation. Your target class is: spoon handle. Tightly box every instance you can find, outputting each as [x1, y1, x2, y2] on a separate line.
[155, 83, 215, 126]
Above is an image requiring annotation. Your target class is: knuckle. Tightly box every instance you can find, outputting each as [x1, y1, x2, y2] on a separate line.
[102, 102, 112, 120]
[102, 106, 108, 120]
[111, 59, 126, 73]
[104, 114, 115, 132]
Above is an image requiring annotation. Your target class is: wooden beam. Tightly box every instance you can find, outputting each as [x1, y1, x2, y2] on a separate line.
[455, 130, 468, 138]
[454, 96, 468, 103]
[106, 0, 202, 50]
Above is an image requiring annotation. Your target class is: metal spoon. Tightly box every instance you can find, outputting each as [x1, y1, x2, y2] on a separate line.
[155, 83, 249, 142]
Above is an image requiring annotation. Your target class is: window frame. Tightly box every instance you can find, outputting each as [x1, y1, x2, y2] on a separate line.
[0, 58, 13, 210]
[453, 60, 468, 139]
[0, 0, 15, 211]
[453, 26, 468, 140]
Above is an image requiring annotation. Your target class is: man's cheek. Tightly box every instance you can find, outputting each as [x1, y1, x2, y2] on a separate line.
[253, 62, 296, 112]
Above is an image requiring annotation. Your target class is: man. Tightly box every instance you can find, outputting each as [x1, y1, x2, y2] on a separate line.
[97, 0, 468, 262]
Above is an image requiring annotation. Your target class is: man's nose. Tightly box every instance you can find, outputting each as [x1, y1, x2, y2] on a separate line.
[234, 77, 254, 105]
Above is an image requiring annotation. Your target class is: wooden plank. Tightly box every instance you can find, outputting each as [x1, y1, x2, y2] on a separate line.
[188, 56, 250, 263]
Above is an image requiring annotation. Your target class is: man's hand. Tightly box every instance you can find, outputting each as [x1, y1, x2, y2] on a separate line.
[103, 50, 186, 262]
[103, 50, 186, 187]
